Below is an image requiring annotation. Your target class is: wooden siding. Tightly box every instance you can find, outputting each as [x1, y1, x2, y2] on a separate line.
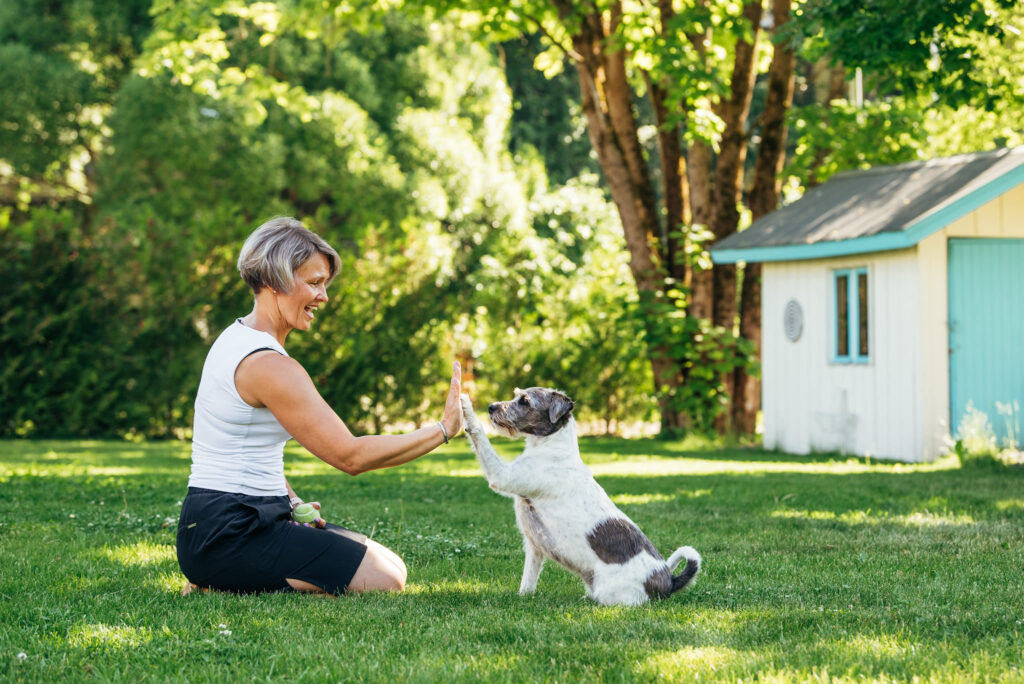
[762, 182, 1024, 461]
[762, 249, 922, 460]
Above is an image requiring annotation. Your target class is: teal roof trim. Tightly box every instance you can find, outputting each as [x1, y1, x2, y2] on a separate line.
[711, 157, 1024, 264]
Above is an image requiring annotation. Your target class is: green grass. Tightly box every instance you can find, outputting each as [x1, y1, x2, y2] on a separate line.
[1, 438, 1023, 682]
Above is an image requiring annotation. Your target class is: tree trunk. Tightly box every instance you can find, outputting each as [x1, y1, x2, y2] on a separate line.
[647, 0, 688, 281]
[732, 0, 796, 434]
[554, 0, 690, 430]
[560, 1, 662, 293]
[710, 0, 763, 432]
[685, 9, 714, 321]
[687, 140, 714, 320]
[647, 76, 687, 281]
[709, 0, 763, 326]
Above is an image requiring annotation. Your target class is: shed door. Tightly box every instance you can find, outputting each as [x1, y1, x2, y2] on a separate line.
[948, 238, 1024, 446]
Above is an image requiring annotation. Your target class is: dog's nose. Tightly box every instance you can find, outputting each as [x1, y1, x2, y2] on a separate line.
[488, 403, 498, 413]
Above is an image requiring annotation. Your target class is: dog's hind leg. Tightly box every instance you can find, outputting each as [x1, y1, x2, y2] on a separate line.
[519, 542, 545, 595]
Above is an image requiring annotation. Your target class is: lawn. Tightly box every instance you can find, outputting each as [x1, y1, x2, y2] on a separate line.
[1, 437, 1022, 682]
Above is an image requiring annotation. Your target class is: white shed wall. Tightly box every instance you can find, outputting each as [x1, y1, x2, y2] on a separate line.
[759, 182, 1024, 462]
[762, 250, 923, 461]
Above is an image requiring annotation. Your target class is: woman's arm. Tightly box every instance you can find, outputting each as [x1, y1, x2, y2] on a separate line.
[236, 352, 462, 475]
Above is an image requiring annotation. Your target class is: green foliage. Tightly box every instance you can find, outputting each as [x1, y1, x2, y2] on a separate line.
[782, 2, 1024, 189]
[639, 286, 758, 435]
[460, 177, 657, 432]
[0, 208, 207, 437]
[501, 33, 598, 186]
[784, 94, 1024, 189]
[1, 2, 653, 437]
[791, 0, 1019, 111]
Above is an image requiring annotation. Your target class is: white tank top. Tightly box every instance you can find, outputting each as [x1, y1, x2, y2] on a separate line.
[188, 320, 292, 495]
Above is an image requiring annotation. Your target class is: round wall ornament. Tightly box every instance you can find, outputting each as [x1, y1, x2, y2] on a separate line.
[783, 299, 803, 342]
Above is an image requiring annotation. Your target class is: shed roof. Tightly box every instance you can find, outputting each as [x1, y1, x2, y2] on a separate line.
[711, 146, 1024, 264]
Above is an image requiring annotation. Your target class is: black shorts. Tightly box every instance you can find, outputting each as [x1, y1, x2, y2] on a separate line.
[176, 487, 368, 595]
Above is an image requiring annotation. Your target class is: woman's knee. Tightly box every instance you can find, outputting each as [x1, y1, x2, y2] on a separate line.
[348, 543, 407, 593]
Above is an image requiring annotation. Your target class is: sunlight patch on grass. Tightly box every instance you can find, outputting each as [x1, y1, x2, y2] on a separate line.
[771, 508, 978, 529]
[996, 498, 1024, 512]
[841, 633, 913, 659]
[67, 623, 151, 650]
[771, 509, 838, 522]
[897, 510, 976, 527]
[634, 645, 738, 679]
[1, 464, 179, 478]
[610, 492, 677, 505]
[102, 541, 176, 567]
[589, 458, 955, 477]
[407, 577, 491, 596]
[155, 572, 189, 595]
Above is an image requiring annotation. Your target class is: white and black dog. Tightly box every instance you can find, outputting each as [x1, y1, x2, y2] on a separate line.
[460, 387, 701, 606]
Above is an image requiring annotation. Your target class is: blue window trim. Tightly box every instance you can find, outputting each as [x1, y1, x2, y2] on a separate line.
[833, 267, 869, 364]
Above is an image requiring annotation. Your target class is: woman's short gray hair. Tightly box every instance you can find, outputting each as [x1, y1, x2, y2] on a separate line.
[237, 217, 341, 294]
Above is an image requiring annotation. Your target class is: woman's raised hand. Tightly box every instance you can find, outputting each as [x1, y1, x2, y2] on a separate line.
[440, 361, 463, 441]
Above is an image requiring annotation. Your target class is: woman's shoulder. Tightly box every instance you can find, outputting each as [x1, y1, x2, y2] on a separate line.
[206, 321, 288, 368]
[216, 320, 286, 353]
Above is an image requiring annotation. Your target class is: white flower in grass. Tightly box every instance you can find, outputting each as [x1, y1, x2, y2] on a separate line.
[218, 623, 231, 636]
[17, 652, 27, 662]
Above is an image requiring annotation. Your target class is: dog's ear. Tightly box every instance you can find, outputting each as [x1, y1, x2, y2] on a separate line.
[548, 392, 574, 424]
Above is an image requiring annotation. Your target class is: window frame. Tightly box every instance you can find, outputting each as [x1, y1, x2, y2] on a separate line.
[832, 266, 870, 365]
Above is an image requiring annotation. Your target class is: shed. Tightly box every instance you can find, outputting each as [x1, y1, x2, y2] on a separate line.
[710, 147, 1024, 461]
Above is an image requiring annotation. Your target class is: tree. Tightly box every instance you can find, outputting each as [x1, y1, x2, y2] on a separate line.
[429, 0, 1022, 434]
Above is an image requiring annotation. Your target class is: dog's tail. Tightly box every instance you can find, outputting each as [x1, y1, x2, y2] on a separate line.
[666, 546, 701, 594]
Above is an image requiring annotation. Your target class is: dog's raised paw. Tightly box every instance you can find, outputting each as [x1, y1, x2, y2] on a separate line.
[459, 393, 476, 415]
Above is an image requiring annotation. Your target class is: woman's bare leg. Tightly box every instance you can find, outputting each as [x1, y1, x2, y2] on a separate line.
[285, 538, 407, 594]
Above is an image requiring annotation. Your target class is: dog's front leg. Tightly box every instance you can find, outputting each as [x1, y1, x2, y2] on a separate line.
[460, 394, 513, 489]
[519, 541, 544, 596]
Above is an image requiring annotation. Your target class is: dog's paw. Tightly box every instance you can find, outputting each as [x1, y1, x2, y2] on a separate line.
[459, 393, 477, 419]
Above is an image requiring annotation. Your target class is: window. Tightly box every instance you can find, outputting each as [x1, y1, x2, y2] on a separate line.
[833, 267, 869, 363]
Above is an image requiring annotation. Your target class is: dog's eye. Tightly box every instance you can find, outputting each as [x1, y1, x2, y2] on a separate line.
[518, 395, 528, 406]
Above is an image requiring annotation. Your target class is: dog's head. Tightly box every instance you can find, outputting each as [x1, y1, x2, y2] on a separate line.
[488, 387, 575, 438]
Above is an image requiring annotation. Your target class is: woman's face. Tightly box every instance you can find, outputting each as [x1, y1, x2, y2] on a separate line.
[278, 252, 330, 332]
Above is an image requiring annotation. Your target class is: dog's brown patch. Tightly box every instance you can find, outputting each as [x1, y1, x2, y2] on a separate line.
[643, 567, 672, 599]
[586, 518, 661, 564]
[517, 497, 594, 587]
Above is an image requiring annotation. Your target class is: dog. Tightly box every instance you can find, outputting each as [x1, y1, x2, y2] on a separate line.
[459, 387, 701, 606]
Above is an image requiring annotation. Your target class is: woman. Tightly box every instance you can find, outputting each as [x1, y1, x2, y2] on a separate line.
[177, 216, 463, 596]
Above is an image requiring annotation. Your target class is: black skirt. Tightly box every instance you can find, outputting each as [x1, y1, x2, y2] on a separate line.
[176, 487, 368, 595]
